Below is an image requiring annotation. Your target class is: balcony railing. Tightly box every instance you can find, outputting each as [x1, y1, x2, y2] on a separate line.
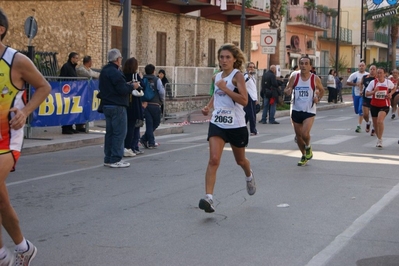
[287, 6, 330, 30]
[367, 31, 389, 44]
[226, 0, 270, 11]
[320, 26, 352, 43]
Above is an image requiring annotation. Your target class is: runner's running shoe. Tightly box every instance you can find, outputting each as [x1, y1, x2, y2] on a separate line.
[376, 139, 383, 148]
[246, 170, 256, 196]
[355, 126, 361, 133]
[305, 146, 313, 160]
[392, 114, 396, 119]
[15, 240, 37, 266]
[0, 248, 14, 266]
[297, 155, 308, 166]
[199, 197, 215, 213]
[365, 123, 370, 133]
[371, 129, 375, 136]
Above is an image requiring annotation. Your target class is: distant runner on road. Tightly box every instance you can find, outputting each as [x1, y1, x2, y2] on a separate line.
[284, 55, 324, 166]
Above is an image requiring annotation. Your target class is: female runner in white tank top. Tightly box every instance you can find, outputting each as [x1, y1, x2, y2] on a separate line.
[198, 44, 256, 213]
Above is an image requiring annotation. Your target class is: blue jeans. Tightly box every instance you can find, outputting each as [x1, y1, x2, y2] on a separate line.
[141, 104, 161, 146]
[261, 97, 276, 123]
[131, 127, 141, 151]
[244, 98, 257, 134]
[103, 106, 127, 163]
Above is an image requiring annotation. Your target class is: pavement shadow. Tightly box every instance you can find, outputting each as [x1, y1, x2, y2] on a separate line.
[357, 255, 399, 266]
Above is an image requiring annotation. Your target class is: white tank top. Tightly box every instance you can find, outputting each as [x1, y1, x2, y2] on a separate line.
[211, 69, 246, 129]
[291, 73, 316, 114]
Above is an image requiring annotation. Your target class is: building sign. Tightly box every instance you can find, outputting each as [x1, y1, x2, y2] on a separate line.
[260, 29, 277, 47]
[366, 0, 399, 20]
[262, 47, 275, 54]
[366, 0, 397, 12]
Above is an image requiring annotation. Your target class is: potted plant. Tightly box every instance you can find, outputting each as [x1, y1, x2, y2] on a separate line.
[329, 8, 338, 17]
[304, 2, 315, 10]
[295, 15, 303, 21]
[245, 0, 253, 8]
[316, 4, 324, 13]
[322, 6, 329, 15]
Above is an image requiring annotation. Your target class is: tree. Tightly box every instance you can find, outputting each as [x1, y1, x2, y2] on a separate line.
[373, 16, 399, 71]
[269, 0, 287, 66]
[329, 53, 349, 76]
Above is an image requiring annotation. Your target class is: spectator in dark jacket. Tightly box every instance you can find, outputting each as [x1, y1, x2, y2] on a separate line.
[100, 48, 138, 168]
[140, 64, 165, 149]
[260, 65, 280, 124]
[60, 52, 78, 78]
[335, 75, 343, 103]
[59, 52, 81, 134]
[123, 57, 145, 157]
[158, 69, 171, 99]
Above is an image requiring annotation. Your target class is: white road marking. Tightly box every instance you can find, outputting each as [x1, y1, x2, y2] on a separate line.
[262, 134, 296, 144]
[305, 181, 399, 266]
[313, 135, 356, 145]
[327, 117, 353, 122]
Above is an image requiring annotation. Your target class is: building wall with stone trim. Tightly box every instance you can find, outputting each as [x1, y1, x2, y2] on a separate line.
[1, 1, 249, 70]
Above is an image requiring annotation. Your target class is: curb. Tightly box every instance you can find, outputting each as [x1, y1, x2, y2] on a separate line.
[22, 125, 184, 155]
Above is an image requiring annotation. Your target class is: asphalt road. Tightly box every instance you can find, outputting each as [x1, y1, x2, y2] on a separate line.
[7, 106, 399, 266]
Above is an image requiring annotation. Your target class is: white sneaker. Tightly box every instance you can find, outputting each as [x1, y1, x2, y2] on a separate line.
[15, 240, 37, 266]
[376, 139, 383, 148]
[110, 161, 130, 168]
[246, 170, 256, 196]
[103, 163, 111, 167]
[123, 148, 136, 157]
[0, 248, 14, 266]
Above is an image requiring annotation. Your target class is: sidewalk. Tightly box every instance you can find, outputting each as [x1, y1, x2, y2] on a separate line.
[21, 94, 353, 155]
[22, 121, 184, 155]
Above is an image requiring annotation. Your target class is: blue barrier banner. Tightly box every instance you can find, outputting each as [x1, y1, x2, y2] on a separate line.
[30, 79, 104, 127]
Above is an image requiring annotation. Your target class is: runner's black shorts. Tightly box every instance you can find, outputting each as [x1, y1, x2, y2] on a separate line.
[291, 110, 315, 124]
[370, 106, 389, 117]
[207, 122, 248, 147]
[391, 92, 399, 106]
[362, 97, 371, 107]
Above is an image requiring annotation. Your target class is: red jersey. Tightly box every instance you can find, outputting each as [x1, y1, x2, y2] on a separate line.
[389, 77, 399, 92]
[369, 79, 394, 107]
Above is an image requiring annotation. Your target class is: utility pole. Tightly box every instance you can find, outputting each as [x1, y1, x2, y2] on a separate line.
[122, 0, 131, 65]
[240, 0, 246, 51]
[335, 0, 341, 74]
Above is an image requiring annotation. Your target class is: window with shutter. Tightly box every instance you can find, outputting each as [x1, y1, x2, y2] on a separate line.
[111, 26, 123, 52]
[208, 39, 216, 67]
[156, 32, 167, 66]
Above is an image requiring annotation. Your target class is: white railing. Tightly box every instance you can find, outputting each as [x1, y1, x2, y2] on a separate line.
[138, 66, 217, 97]
[226, 0, 270, 11]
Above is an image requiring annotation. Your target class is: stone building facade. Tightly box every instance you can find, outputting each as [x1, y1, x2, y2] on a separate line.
[1, 0, 248, 70]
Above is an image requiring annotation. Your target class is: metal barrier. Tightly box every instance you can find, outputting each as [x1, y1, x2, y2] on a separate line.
[162, 83, 212, 123]
[20, 50, 59, 77]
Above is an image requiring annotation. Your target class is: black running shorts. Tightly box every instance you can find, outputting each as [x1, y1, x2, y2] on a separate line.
[370, 106, 389, 117]
[207, 123, 248, 147]
[291, 110, 315, 124]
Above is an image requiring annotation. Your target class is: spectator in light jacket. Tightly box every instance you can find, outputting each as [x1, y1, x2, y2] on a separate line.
[76, 55, 100, 79]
